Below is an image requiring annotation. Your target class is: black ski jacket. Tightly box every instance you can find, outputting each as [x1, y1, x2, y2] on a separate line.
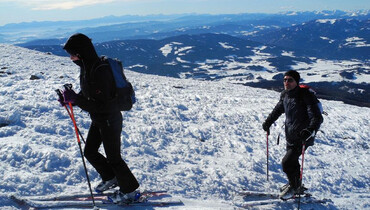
[75, 58, 120, 122]
[265, 86, 323, 147]
[64, 34, 119, 123]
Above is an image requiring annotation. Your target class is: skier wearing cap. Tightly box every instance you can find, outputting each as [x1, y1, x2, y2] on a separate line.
[61, 33, 140, 203]
[262, 70, 323, 198]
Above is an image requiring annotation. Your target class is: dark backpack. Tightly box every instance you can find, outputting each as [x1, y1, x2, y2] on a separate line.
[103, 56, 136, 111]
[299, 84, 326, 115]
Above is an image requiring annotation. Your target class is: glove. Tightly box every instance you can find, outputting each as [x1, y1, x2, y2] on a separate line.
[262, 121, 271, 134]
[55, 89, 66, 106]
[300, 128, 313, 143]
[63, 89, 78, 104]
[58, 96, 66, 106]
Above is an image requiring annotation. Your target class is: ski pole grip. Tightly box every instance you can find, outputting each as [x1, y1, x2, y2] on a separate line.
[55, 89, 64, 101]
[63, 84, 73, 91]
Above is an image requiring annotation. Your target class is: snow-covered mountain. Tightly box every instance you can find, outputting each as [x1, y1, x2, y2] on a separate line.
[9, 11, 369, 107]
[246, 19, 370, 60]
[2, 10, 369, 44]
[25, 32, 370, 107]
[0, 44, 369, 209]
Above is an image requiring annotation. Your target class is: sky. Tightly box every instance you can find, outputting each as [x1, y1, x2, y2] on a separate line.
[0, 0, 369, 26]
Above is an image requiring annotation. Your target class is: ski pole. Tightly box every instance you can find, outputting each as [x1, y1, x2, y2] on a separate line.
[68, 102, 97, 208]
[299, 143, 306, 183]
[297, 142, 306, 210]
[56, 86, 96, 208]
[298, 131, 315, 210]
[266, 132, 269, 181]
[55, 89, 86, 144]
[300, 131, 314, 184]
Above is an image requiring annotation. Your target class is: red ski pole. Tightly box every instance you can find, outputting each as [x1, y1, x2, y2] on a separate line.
[298, 131, 314, 210]
[68, 103, 97, 208]
[297, 142, 306, 210]
[56, 88, 96, 209]
[300, 143, 306, 182]
[55, 89, 85, 143]
[300, 131, 314, 185]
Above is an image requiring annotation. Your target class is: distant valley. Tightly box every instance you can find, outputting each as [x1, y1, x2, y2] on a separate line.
[2, 11, 368, 107]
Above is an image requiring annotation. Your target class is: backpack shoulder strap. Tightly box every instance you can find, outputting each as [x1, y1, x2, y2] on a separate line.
[299, 86, 319, 105]
[90, 56, 110, 83]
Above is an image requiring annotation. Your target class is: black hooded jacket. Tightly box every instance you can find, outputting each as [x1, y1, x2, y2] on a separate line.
[265, 86, 323, 147]
[63, 33, 119, 122]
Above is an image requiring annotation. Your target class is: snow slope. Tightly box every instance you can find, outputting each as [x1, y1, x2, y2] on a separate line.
[0, 44, 369, 209]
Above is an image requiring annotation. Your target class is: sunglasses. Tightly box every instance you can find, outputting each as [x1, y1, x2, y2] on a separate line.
[283, 78, 295, 83]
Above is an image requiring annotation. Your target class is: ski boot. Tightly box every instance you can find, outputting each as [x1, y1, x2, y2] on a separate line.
[280, 183, 307, 193]
[279, 184, 308, 200]
[95, 177, 118, 193]
[108, 190, 141, 204]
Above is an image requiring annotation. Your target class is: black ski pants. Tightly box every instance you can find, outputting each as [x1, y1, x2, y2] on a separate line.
[282, 145, 308, 189]
[84, 113, 139, 193]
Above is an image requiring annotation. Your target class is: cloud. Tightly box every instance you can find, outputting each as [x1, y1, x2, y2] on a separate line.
[34, 0, 119, 10]
[0, 0, 128, 10]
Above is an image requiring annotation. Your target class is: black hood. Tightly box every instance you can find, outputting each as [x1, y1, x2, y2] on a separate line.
[63, 33, 99, 67]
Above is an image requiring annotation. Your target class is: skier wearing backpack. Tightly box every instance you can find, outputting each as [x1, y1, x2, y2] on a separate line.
[60, 33, 140, 203]
[262, 70, 323, 198]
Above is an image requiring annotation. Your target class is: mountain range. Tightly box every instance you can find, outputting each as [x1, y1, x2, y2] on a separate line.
[2, 10, 369, 44]
[246, 18, 370, 60]
[2, 10, 369, 107]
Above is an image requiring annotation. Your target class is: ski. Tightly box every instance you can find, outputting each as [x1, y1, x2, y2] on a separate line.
[239, 190, 330, 208]
[239, 189, 313, 200]
[240, 190, 312, 201]
[241, 196, 329, 208]
[11, 195, 183, 209]
[10, 191, 183, 209]
[17, 190, 167, 202]
[239, 190, 280, 199]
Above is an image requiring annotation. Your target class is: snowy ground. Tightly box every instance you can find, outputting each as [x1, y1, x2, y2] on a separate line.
[0, 44, 369, 209]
